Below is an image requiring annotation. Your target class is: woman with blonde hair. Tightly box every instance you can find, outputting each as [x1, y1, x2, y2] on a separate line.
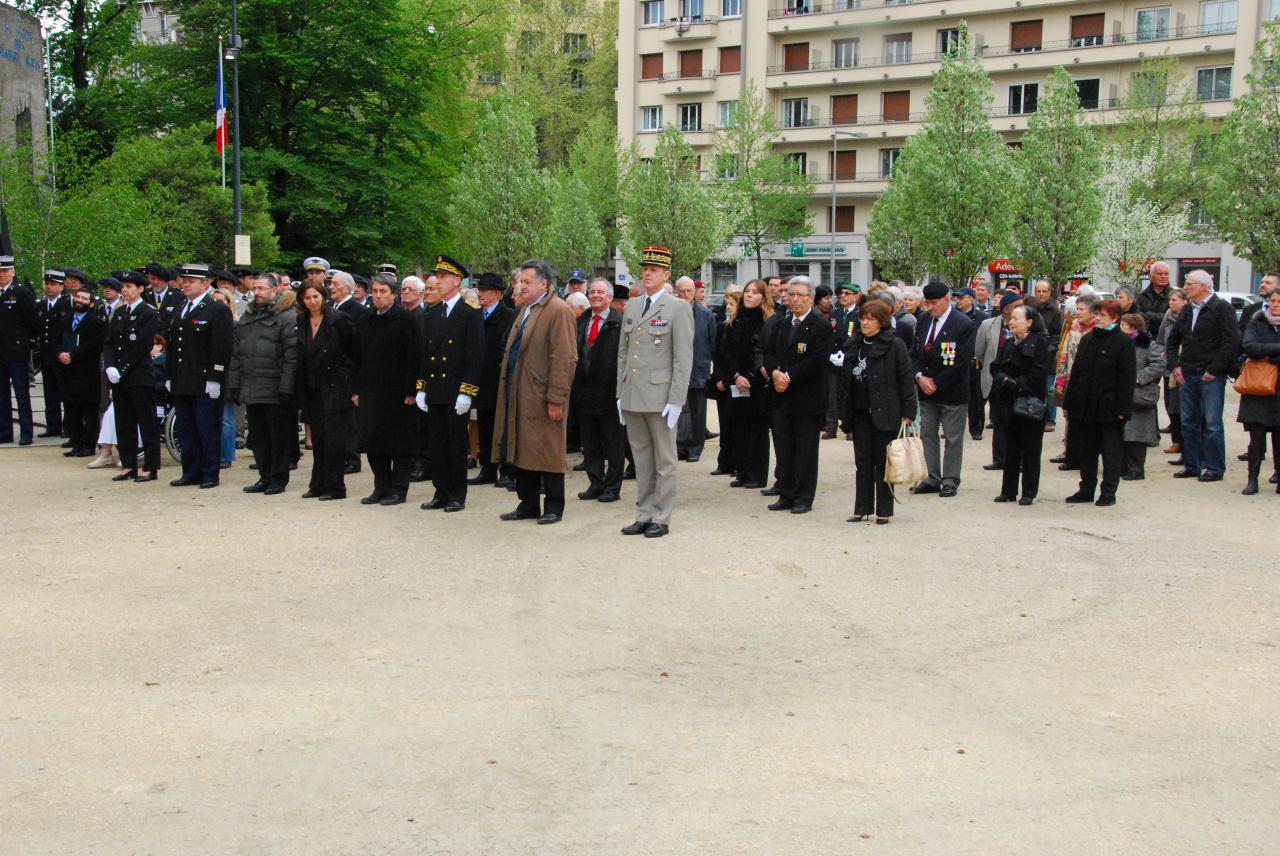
[709, 284, 743, 477]
[718, 279, 773, 488]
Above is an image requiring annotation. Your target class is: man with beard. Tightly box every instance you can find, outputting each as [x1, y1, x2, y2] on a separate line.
[228, 273, 298, 495]
[354, 275, 421, 506]
[104, 271, 165, 481]
[56, 283, 108, 457]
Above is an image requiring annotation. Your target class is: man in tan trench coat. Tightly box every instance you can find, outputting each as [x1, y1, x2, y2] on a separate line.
[492, 259, 578, 524]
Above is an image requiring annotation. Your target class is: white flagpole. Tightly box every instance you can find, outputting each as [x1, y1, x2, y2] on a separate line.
[218, 37, 226, 189]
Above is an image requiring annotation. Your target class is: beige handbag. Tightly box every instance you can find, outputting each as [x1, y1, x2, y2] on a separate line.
[884, 422, 928, 486]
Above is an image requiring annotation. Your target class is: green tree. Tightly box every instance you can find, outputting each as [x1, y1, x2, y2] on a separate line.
[567, 114, 621, 253]
[713, 82, 815, 280]
[1204, 21, 1280, 273]
[865, 138, 929, 284]
[448, 94, 551, 275]
[618, 127, 724, 278]
[871, 23, 1010, 286]
[1089, 147, 1186, 288]
[543, 170, 606, 279]
[1010, 67, 1102, 295]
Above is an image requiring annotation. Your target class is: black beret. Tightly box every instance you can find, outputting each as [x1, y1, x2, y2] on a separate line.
[922, 282, 949, 300]
[144, 262, 175, 281]
[97, 277, 122, 292]
[119, 270, 149, 287]
[998, 291, 1023, 310]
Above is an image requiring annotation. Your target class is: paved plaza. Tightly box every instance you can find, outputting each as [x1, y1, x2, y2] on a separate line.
[2, 417, 1277, 855]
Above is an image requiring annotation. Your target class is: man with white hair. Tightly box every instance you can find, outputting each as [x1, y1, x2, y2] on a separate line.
[565, 291, 590, 318]
[1136, 261, 1173, 336]
[330, 270, 367, 322]
[1166, 269, 1239, 482]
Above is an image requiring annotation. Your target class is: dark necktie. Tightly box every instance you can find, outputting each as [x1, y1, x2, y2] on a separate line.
[926, 319, 939, 347]
[642, 296, 651, 316]
[182, 301, 193, 319]
[587, 314, 601, 346]
[506, 310, 532, 393]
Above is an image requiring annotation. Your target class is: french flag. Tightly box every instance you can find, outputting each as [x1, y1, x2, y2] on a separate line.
[215, 48, 227, 153]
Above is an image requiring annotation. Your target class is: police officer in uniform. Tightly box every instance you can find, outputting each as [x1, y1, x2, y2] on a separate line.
[0, 255, 40, 445]
[165, 263, 234, 488]
[36, 269, 71, 438]
[415, 254, 484, 512]
[104, 271, 165, 481]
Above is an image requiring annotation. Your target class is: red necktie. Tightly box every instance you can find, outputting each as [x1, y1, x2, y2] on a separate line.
[926, 319, 939, 347]
[587, 314, 601, 346]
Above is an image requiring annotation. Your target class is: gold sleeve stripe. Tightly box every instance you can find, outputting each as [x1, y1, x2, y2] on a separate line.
[459, 383, 479, 397]
[415, 380, 425, 391]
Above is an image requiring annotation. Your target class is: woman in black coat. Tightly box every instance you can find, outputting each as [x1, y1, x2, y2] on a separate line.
[297, 282, 358, 500]
[1237, 290, 1280, 495]
[835, 299, 915, 524]
[353, 283, 421, 505]
[720, 279, 773, 489]
[989, 305, 1050, 505]
[1062, 299, 1137, 506]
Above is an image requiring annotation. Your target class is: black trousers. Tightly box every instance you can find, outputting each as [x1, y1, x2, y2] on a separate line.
[731, 401, 770, 485]
[773, 410, 823, 505]
[1165, 382, 1182, 446]
[677, 388, 708, 458]
[579, 410, 625, 492]
[246, 402, 293, 488]
[515, 467, 564, 517]
[427, 406, 470, 504]
[115, 385, 161, 473]
[1245, 426, 1280, 477]
[344, 406, 360, 470]
[713, 394, 734, 472]
[476, 408, 497, 474]
[989, 391, 1006, 465]
[968, 372, 985, 438]
[367, 453, 411, 498]
[305, 396, 347, 495]
[64, 398, 99, 452]
[1075, 421, 1123, 499]
[1001, 415, 1044, 499]
[850, 408, 893, 517]
[41, 358, 64, 432]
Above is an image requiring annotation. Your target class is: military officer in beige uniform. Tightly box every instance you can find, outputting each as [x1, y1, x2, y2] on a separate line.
[616, 247, 694, 538]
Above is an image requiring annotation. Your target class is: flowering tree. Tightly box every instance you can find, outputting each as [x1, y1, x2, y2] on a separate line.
[1089, 147, 1186, 288]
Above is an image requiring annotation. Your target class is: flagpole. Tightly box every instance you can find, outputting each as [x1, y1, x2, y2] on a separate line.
[218, 36, 226, 189]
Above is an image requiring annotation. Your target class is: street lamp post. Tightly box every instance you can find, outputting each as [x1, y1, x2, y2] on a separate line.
[226, 0, 243, 237]
[830, 129, 867, 288]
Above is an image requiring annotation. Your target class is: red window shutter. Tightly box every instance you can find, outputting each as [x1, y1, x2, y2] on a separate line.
[1070, 14, 1104, 40]
[882, 91, 909, 121]
[784, 43, 810, 72]
[641, 53, 663, 80]
[1010, 20, 1043, 51]
[679, 49, 702, 78]
[719, 46, 741, 74]
[830, 150, 856, 180]
[829, 205, 855, 232]
[831, 94, 858, 124]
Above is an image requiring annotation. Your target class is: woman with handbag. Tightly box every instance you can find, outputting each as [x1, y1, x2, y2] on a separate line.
[1237, 289, 1280, 495]
[990, 305, 1050, 505]
[720, 279, 773, 489]
[1062, 300, 1137, 506]
[1119, 314, 1167, 480]
[831, 299, 915, 524]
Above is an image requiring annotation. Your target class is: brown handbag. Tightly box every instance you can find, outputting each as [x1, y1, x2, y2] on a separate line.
[1234, 359, 1279, 396]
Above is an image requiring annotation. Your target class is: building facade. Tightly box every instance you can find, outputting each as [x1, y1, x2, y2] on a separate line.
[137, 1, 182, 45]
[0, 3, 47, 157]
[617, 0, 1276, 293]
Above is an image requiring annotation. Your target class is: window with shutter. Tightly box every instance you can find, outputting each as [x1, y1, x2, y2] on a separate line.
[719, 46, 741, 74]
[828, 205, 855, 233]
[830, 150, 856, 180]
[784, 43, 810, 72]
[1010, 20, 1043, 52]
[831, 94, 858, 125]
[882, 91, 909, 121]
[641, 53, 663, 80]
[1070, 14, 1105, 47]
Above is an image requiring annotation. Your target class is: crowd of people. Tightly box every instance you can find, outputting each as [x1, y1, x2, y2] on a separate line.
[3, 250, 1279, 530]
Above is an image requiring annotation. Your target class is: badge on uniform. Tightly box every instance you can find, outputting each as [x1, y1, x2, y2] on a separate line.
[797, 342, 807, 354]
[193, 319, 207, 326]
[648, 318, 668, 328]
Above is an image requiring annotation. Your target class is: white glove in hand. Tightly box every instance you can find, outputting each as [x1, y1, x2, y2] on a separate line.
[616, 399, 626, 427]
[454, 393, 471, 416]
[829, 351, 845, 367]
[205, 381, 221, 399]
[105, 367, 121, 384]
[661, 403, 682, 430]
[165, 380, 171, 392]
[415, 391, 429, 413]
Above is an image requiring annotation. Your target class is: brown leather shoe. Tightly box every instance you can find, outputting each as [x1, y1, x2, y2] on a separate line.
[1164, 444, 1181, 454]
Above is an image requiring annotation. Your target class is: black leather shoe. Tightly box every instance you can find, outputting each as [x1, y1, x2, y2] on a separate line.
[1238, 452, 1250, 461]
[220, 461, 232, 469]
[1018, 497, 1034, 506]
[790, 503, 811, 514]
[939, 485, 958, 498]
[60, 439, 74, 448]
[38, 429, 60, 438]
[739, 481, 766, 489]
[301, 489, 322, 498]
[500, 508, 536, 521]
[685, 454, 700, 463]
[1172, 468, 1199, 478]
[133, 471, 158, 483]
[1057, 463, 1078, 471]
[597, 491, 621, 503]
[537, 512, 561, 525]
[982, 463, 1002, 471]
[578, 486, 603, 500]
[1049, 455, 1068, 464]
[1197, 471, 1223, 482]
[344, 462, 362, 475]
[1095, 495, 1116, 506]
[72, 448, 95, 457]
[643, 523, 669, 538]
[993, 494, 1015, 503]
[199, 480, 219, 489]
[494, 476, 513, 489]
[317, 492, 346, 501]
[467, 471, 496, 485]
[572, 460, 588, 471]
[18, 437, 33, 446]
[113, 470, 138, 482]
[705, 430, 719, 440]
[263, 485, 286, 495]
[767, 499, 793, 511]
[420, 498, 446, 510]
[1168, 458, 1185, 466]
[170, 476, 198, 487]
[760, 485, 781, 496]
[914, 482, 940, 494]
[379, 494, 405, 506]
[623, 466, 636, 480]
[621, 520, 651, 535]
[243, 479, 269, 493]
[709, 468, 731, 476]
[1064, 491, 1093, 503]
[443, 500, 465, 512]
[360, 492, 386, 505]
[1270, 472, 1279, 484]
[1242, 479, 1259, 496]
[729, 479, 746, 487]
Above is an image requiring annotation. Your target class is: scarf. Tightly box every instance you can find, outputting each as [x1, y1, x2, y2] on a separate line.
[1267, 308, 1280, 327]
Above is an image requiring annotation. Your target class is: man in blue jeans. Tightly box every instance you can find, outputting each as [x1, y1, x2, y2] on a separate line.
[1165, 269, 1240, 482]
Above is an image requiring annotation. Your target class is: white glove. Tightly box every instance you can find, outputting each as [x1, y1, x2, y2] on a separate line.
[454, 393, 471, 416]
[829, 351, 845, 367]
[105, 367, 121, 384]
[205, 381, 221, 399]
[661, 403, 682, 430]
[616, 399, 625, 426]
[415, 391, 429, 412]
[165, 380, 171, 392]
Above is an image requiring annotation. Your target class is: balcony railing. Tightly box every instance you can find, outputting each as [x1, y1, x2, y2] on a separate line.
[779, 99, 1137, 129]
[766, 23, 1236, 74]
[807, 171, 891, 182]
[655, 13, 720, 28]
[660, 69, 718, 80]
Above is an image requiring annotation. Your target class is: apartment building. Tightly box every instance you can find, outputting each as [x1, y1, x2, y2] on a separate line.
[137, 1, 181, 45]
[617, 0, 1275, 292]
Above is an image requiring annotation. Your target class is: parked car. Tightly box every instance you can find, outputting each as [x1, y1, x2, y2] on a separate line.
[1215, 291, 1262, 320]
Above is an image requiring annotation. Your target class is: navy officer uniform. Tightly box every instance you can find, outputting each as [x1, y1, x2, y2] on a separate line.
[0, 254, 40, 444]
[165, 263, 234, 487]
[36, 269, 71, 438]
[104, 272, 166, 479]
[143, 263, 184, 324]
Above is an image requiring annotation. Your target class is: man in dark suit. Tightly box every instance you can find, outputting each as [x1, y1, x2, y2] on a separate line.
[574, 276, 624, 502]
[912, 281, 977, 497]
[674, 276, 717, 463]
[165, 263, 235, 488]
[414, 255, 484, 512]
[468, 273, 515, 487]
[36, 269, 71, 438]
[143, 263, 184, 324]
[761, 276, 833, 514]
[329, 269, 366, 474]
[56, 283, 108, 457]
[105, 272, 166, 480]
[331, 270, 368, 322]
[0, 254, 40, 445]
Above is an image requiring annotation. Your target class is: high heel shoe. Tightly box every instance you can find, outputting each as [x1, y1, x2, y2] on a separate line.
[846, 514, 866, 523]
[134, 471, 158, 483]
[875, 516, 891, 525]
